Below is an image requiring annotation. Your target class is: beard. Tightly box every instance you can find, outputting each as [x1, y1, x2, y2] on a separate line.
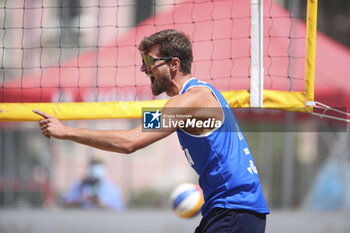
[151, 74, 172, 96]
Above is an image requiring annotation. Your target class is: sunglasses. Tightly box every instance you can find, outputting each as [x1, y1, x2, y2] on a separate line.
[141, 54, 174, 68]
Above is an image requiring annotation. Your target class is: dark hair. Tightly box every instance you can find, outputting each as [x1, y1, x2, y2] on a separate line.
[138, 29, 193, 74]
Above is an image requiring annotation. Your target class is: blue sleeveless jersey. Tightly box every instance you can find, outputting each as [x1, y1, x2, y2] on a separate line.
[176, 78, 269, 217]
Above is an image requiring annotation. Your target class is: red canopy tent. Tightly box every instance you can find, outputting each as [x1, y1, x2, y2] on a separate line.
[1, 0, 349, 112]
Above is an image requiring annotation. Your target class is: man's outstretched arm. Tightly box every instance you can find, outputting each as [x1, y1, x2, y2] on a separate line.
[33, 86, 220, 154]
[33, 109, 172, 154]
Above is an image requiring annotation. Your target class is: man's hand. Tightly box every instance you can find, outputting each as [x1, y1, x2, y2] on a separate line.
[33, 109, 70, 139]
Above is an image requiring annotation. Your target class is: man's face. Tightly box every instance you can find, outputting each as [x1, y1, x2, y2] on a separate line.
[140, 45, 173, 96]
[88, 163, 106, 180]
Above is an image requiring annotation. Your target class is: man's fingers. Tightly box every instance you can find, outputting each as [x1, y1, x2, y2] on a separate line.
[39, 119, 50, 126]
[40, 124, 49, 131]
[33, 109, 54, 139]
[33, 109, 52, 119]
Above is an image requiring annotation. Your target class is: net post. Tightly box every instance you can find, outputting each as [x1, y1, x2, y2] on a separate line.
[304, 0, 318, 111]
[250, 0, 264, 108]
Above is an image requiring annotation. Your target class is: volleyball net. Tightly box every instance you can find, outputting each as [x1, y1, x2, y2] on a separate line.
[0, 0, 331, 121]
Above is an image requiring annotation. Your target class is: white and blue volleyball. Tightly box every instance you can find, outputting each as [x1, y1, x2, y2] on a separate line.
[170, 183, 204, 218]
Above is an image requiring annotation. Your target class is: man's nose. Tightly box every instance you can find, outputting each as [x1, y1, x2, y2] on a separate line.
[140, 63, 148, 72]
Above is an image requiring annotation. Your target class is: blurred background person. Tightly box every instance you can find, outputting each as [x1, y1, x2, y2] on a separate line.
[61, 158, 125, 211]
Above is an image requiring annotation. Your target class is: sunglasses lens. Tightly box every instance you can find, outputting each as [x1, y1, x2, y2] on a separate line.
[141, 54, 154, 68]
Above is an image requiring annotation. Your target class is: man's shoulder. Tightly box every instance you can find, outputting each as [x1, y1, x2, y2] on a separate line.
[100, 180, 118, 188]
[166, 87, 209, 108]
[168, 85, 219, 108]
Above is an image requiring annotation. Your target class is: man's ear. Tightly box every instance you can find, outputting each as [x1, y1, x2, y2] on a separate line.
[170, 57, 180, 72]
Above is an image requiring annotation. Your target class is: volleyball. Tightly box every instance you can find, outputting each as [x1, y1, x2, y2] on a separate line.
[170, 183, 204, 218]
